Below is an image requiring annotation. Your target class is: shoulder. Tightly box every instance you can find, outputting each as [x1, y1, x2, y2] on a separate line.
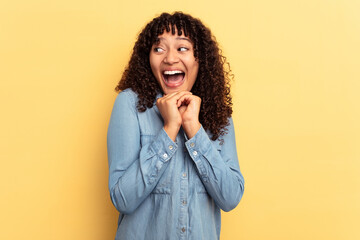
[228, 117, 235, 128]
[112, 88, 140, 113]
[225, 117, 236, 137]
[117, 88, 138, 100]
[212, 117, 236, 148]
[115, 88, 139, 105]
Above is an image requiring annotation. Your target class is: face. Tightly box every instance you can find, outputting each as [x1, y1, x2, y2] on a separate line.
[149, 30, 199, 95]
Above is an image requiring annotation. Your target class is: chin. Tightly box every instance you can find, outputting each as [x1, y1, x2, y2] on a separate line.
[162, 87, 190, 95]
[162, 88, 177, 95]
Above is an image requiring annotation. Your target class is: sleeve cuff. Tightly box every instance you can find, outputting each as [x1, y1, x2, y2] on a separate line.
[184, 126, 212, 180]
[184, 125, 212, 156]
[151, 128, 178, 162]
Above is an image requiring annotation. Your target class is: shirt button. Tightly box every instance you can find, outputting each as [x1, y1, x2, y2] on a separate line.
[169, 145, 173, 150]
[182, 200, 187, 205]
[190, 142, 195, 147]
[193, 151, 197, 156]
[181, 227, 186, 233]
[182, 172, 187, 178]
[163, 153, 168, 158]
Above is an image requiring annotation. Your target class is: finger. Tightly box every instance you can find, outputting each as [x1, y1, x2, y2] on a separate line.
[163, 91, 180, 99]
[178, 105, 187, 114]
[165, 91, 192, 104]
[165, 90, 192, 97]
[177, 94, 194, 107]
[177, 94, 199, 108]
[157, 91, 180, 103]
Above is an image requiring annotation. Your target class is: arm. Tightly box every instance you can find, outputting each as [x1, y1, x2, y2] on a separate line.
[185, 118, 244, 212]
[107, 90, 177, 214]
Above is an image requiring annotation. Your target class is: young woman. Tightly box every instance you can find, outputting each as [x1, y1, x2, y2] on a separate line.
[107, 12, 244, 240]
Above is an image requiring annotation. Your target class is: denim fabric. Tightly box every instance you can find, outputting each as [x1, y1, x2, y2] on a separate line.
[107, 89, 244, 240]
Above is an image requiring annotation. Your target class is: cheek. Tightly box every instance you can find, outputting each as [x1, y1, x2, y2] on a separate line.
[190, 61, 199, 78]
[149, 58, 160, 78]
[185, 56, 198, 71]
[149, 55, 155, 70]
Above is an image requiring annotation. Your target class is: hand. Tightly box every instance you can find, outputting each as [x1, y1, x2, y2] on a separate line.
[177, 94, 201, 139]
[156, 91, 193, 141]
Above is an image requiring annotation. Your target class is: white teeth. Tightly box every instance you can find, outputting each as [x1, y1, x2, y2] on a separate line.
[163, 70, 183, 75]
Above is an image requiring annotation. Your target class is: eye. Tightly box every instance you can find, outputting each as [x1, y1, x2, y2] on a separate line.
[178, 47, 188, 52]
[154, 47, 164, 53]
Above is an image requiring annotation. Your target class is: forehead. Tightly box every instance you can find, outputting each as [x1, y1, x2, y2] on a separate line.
[155, 31, 192, 44]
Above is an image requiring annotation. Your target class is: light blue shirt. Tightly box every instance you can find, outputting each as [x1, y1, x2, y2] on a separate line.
[107, 89, 244, 240]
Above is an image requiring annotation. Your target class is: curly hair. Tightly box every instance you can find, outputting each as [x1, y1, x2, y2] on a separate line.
[115, 12, 233, 141]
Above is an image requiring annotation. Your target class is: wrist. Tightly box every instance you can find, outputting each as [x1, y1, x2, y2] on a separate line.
[182, 121, 201, 139]
[164, 123, 181, 141]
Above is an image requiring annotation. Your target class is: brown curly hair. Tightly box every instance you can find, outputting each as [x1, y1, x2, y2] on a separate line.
[115, 12, 233, 141]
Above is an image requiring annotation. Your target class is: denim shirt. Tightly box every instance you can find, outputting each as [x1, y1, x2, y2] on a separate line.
[107, 89, 244, 240]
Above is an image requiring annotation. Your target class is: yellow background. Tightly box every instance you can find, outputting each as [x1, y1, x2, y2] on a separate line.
[1, 0, 359, 239]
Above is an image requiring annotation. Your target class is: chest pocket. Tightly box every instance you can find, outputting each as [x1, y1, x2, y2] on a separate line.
[141, 134, 174, 194]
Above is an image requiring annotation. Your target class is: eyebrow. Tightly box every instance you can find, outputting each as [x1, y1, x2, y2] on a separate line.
[157, 37, 192, 43]
[176, 37, 192, 42]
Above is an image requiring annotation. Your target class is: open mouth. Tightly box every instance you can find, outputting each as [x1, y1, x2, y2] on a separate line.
[162, 70, 185, 87]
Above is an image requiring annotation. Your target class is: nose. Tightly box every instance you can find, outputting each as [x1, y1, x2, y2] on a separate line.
[163, 49, 179, 64]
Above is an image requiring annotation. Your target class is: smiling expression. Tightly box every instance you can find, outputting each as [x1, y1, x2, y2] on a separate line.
[149, 29, 199, 95]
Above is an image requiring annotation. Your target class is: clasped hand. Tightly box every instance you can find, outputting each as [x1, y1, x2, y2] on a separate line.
[156, 91, 201, 141]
